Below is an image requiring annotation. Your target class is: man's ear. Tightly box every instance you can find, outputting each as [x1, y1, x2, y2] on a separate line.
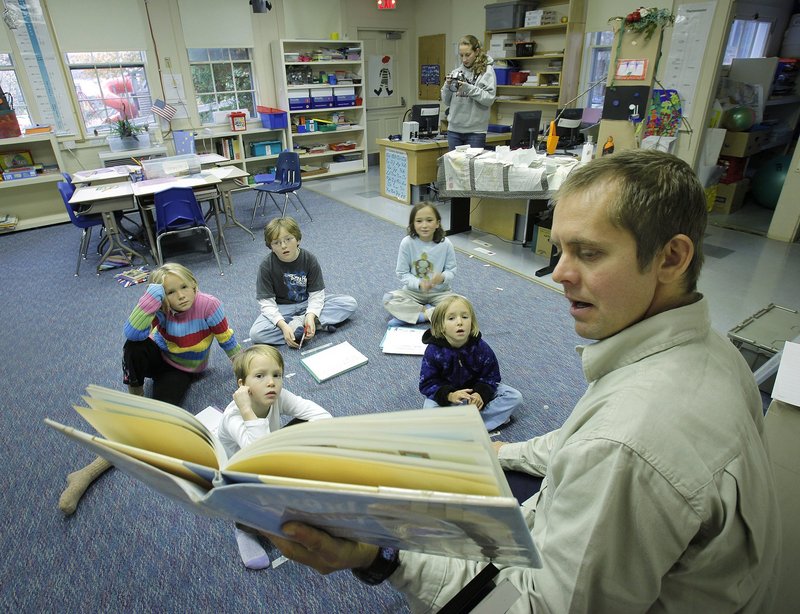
[658, 234, 693, 284]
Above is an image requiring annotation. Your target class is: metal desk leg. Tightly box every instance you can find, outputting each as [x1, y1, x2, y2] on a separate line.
[96, 211, 150, 273]
[212, 194, 233, 264]
[221, 186, 255, 240]
[136, 199, 159, 263]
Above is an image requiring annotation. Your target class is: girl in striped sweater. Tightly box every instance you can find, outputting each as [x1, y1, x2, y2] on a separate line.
[58, 263, 241, 515]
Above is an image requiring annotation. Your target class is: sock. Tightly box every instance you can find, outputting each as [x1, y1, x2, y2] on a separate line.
[235, 528, 271, 570]
[58, 456, 113, 515]
[319, 323, 337, 333]
[387, 317, 406, 327]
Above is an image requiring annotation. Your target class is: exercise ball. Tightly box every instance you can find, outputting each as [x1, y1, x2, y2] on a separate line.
[751, 155, 792, 210]
[724, 106, 756, 132]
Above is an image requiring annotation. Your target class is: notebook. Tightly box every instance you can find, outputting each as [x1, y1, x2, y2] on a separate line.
[300, 341, 368, 383]
[381, 326, 427, 355]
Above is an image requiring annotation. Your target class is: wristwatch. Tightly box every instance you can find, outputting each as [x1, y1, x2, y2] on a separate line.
[352, 546, 400, 585]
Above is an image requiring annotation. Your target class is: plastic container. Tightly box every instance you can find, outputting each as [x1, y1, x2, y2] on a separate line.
[510, 71, 529, 85]
[142, 154, 200, 179]
[256, 106, 288, 129]
[494, 67, 513, 85]
[515, 42, 536, 57]
[485, 1, 539, 30]
[249, 140, 282, 156]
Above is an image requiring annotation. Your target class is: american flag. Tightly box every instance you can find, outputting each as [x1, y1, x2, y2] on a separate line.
[151, 99, 177, 122]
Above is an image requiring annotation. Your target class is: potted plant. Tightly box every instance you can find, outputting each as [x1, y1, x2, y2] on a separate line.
[107, 103, 150, 151]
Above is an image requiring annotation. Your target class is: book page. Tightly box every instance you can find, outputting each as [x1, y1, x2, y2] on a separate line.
[300, 341, 367, 382]
[381, 326, 427, 355]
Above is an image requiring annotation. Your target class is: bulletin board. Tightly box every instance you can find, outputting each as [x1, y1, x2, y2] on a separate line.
[384, 148, 408, 202]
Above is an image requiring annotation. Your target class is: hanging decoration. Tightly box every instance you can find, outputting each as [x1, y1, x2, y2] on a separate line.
[377, 0, 396, 9]
[608, 7, 676, 40]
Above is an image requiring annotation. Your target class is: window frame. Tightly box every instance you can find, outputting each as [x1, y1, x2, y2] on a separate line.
[65, 50, 154, 137]
[723, 19, 773, 65]
[578, 31, 614, 110]
[0, 53, 32, 130]
[187, 47, 257, 125]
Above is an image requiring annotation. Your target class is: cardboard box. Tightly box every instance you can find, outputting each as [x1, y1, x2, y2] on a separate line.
[533, 225, 553, 257]
[485, 1, 538, 30]
[720, 130, 769, 157]
[713, 178, 750, 215]
[524, 9, 558, 27]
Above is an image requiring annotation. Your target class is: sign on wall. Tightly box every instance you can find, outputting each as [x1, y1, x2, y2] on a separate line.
[369, 54, 394, 97]
[384, 148, 408, 201]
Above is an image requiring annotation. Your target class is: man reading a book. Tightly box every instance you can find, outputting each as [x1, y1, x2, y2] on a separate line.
[265, 151, 780, 612]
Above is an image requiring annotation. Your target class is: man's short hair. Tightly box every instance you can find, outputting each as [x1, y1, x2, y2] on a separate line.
[554, 150, 707, 292]
[264, 216, 302, 247]
[233, 345, 284, 383]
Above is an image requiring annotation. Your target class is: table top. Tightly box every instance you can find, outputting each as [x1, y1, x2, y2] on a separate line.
[71, 165, 139, 184]
[69, 182, 134, 205]
[376, 132, 510, 151]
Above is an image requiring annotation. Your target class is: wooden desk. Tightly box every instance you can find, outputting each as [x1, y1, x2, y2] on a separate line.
[376, 133, 510, 205]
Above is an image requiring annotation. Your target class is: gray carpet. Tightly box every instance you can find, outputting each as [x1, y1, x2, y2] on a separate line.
[0, 185, 585, 612]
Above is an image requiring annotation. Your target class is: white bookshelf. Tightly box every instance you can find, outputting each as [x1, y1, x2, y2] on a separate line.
[271, 39, 367, 180]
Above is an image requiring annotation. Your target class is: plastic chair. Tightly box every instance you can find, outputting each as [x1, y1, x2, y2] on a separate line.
[57, 181, 105, 276]
[154, 186, 224, 275]
[250, 151, 312, 227]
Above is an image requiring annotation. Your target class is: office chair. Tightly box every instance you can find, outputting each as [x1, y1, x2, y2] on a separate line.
[57, 181, 106, 276]
[249, 151, 311, 227]
[154, 186, 224, 275]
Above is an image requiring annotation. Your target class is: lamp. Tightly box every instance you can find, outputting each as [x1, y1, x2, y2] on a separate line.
[377, 0, 396, 9]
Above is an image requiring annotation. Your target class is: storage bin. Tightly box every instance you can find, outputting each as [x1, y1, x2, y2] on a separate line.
[312, 96, 334, 109]
[2, 166, 37, 180]
[249, 140, 282, 156]
[510, 71, 530, 85]
[142, 154, 200, 179]
[516, 42, 536, 57]
[485, 1, 539, 30]
[728, 304, 800, 393]
[334, 94, 356, 106]
[257, 106, 288, 129]
[488, 123, 512, 133]
[494, 67, 513, 85]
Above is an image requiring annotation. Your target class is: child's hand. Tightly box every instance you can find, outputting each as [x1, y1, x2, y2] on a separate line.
[146, 283, 164, 301]
[420, 279, 433, 292]
[233, 385, 258, 421]
[468, 392, 485, 410]
[448, 389, 474, 405]
[304, 314, 316, 339]
[430, 272, 444, 286]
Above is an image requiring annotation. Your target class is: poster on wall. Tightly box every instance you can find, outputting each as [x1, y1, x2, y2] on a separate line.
[421, 64, 441, 86]
[385, 148, 408, 201]
[369, 55, 394, 97]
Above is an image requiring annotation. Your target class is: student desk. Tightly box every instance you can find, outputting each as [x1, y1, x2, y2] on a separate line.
[375, 133, 511, 205]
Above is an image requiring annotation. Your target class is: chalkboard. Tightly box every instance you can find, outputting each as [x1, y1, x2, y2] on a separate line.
[385, 148, 408, 202]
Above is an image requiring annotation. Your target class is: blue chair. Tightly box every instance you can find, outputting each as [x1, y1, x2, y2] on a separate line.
[250, 151, 311, 227]
[154, 186, 224, 275]
[57, 181, 105, 276]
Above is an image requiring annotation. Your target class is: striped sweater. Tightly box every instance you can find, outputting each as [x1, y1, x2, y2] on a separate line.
[123, 286, 241, 373]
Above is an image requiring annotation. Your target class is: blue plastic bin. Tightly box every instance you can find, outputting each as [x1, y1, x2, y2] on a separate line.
[494, 67, 512, 85]
[257, 106, 288, 129]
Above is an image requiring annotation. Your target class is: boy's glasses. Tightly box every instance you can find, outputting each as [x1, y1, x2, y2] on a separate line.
[270, 236, 297, 248]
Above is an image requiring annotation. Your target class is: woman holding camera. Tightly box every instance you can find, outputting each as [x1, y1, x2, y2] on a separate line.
[441, 34, 497, 151]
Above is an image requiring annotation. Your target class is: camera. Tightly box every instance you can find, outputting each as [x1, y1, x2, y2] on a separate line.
[447, 70, 466, 92]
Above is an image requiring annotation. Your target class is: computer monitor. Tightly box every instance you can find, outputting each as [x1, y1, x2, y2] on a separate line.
[510, 110, 542, 149]
[555, 107, 585, 148]
[411, 104, 440, 138]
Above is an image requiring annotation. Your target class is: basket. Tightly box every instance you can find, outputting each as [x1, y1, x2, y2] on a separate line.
[515, 42, 536, 57]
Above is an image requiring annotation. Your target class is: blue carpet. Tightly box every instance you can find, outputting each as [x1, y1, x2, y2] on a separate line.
[0, 185, 584, 612]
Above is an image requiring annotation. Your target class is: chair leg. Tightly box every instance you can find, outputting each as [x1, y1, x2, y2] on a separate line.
[76, 228, 91, 276]
[267, 193, 281, 216]
[250, 192, 262, 229]
[202, 227, 224, 276]
[291, 191, 313, 221]
[155, 235, 165, 266]
[281, 194, 291, 218]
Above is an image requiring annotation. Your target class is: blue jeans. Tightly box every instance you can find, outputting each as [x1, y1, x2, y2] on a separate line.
[423, 382, 521, 430]
[249, 294, 357, 345]
[447, 131, 487, 151]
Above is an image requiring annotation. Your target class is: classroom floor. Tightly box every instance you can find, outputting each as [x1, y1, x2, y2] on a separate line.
[305, 165, 800, 335]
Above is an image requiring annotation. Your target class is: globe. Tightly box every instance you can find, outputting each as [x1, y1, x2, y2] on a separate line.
[751, 155, 792, 210]
[724, 106, 756, 132]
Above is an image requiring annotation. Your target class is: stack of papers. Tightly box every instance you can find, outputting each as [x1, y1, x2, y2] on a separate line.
[380, 326, 427, 355]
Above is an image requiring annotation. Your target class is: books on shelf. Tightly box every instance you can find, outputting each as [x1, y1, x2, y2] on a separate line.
[45, 386, 540, 566]
[300, 340, 368, 382]
[0, 214, 19, 230]
[24, 124, 53, 135]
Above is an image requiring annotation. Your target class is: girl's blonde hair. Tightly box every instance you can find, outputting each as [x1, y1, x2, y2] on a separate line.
[150, 263, 198, 290]
[459, 35, 489, 76]
[233, 345, 284, 383]
[430, 295, 480, 339]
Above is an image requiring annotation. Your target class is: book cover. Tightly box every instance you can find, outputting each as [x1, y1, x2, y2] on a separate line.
[300, 340, 368, 382]
[45, 385, 541, 567]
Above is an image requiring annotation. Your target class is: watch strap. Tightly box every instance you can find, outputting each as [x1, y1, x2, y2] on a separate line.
[352, 546, 400, 585]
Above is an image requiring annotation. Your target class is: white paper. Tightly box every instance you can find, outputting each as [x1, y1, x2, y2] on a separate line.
[771, 341, 800, 406]
[381, 327, 427, 355]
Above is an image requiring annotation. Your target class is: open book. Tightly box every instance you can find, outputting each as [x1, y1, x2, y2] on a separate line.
[46, 385, 540, 567]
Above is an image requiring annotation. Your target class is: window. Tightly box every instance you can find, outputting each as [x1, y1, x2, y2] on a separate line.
[579, 32, 614, 109]
[66, 51, 153, 134]
[723, 19, 771, 64]
[188, 48, 256, 124]
[0, 53, 31, 129]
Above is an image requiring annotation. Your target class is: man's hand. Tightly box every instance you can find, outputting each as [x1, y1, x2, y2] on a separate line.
[265, 522, 379, 575]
